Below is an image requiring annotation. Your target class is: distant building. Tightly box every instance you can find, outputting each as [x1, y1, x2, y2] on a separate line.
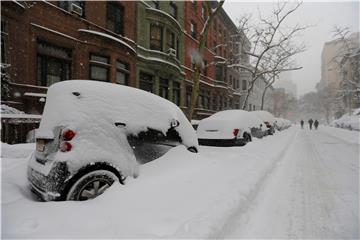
[318, 32, 360, 117]
[275, 72, 297, 98]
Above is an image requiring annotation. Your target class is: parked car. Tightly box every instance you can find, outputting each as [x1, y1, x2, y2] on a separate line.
[197, 110, 264, 146]
[274, 118, 292, 131]
[27, 80, 198, 201]
[251, 110, 276, 135]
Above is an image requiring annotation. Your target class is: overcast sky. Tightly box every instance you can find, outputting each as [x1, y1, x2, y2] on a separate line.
[223, 0, 359, 97]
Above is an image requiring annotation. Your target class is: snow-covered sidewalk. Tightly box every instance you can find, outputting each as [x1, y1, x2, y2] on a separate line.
[2, 126, 359, 238]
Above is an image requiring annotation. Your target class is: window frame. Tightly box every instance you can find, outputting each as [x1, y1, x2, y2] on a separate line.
[169, 2, 178, 19]
[89, 54, 110, 82]
[116, 60, 130, 85]
[150, 23, 163, 51]
[139, 72, 155, 93]
[36, 41, 72, 87]
[106, 1, 124, 35]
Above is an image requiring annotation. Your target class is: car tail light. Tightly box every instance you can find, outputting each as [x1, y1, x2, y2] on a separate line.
[233, 128, 239, 137]
[60, 142, 72, 152]
[62, 129, 76, 141]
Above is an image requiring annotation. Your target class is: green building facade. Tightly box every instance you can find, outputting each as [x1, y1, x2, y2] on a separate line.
[136, 1, 185, 107]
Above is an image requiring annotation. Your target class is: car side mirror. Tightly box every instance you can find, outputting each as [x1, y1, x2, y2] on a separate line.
[170, 119, 180, 128]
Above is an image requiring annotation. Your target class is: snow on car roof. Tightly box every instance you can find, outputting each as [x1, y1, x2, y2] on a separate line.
[38, 80, 197, 148]
[252, 110, 275, 123]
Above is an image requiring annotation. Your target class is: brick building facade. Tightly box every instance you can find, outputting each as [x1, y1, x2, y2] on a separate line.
[1, 1, 137, 114]
[1, 1, 245, 121]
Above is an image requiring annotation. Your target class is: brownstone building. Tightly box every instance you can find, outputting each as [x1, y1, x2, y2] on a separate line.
[1, 1, 137, 114]
[183, 0, 241, 119]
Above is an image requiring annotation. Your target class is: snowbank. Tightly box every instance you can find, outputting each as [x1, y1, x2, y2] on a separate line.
[3, 125, 298, 238]
[330, 108, 360, 131]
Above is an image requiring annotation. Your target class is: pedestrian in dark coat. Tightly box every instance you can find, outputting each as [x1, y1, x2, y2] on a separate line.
[308, 118, 313, 130]
[314, 120, 319, 130]
[300, 120, 304, 129]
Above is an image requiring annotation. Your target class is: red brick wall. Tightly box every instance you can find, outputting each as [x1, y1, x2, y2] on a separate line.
[1, 1, 137, 113]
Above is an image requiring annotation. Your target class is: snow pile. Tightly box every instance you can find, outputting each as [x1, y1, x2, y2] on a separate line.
[330, 108, 360, 131]
[1, 142, 35, 158]
[1, 104, 24, 114]
[2, 126, 359, 238]
[37, 80, 198, 177]
[197, 110, 263, 139]
[274, 118, 292, 131]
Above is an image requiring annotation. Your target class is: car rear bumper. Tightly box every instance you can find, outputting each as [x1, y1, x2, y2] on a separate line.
[27, 160, 70, 201]
[198, 138, 246, 147]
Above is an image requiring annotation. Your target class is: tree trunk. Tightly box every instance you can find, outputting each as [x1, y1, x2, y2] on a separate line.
[260, 86, 268, 110]
[186, 0, 225, 120]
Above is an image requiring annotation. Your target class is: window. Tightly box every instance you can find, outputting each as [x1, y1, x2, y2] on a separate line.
[203, 60, 208, 76]
[1, 21, 7, 64]
[169, 2, 177, 19]
[190, 21, 197, 39]
[89, 54, 109, 82]
[59, 1, 85, 17]
[242, 80, 247, 90]
[191, 57, 196, 71]
[107, 2, 124, 35]
[116, 60, 129, 85]
[150, 24, 163, 51]
[191, 0, 196, 9]
[212, 94, 218, 110]
[173, 81, 180, 106]
[216, 66, 222, 81]
[186, 86, 192, 107]
[160, 78, 169, 99]
[167, 30, 175, 50]
[139, 72, 154, 93]
[37, 41, 72, 87]
[201, 4, 206, 19]
[149, 1, 159, 9]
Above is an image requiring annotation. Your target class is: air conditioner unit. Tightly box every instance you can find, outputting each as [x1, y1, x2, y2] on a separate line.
[167, 48, 177, 57]
[70, 3, 83, 16]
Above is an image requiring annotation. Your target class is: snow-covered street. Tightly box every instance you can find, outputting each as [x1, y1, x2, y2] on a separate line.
[2, 126, 359, 239]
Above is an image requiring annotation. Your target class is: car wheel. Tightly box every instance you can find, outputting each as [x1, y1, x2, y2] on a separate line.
[243, 132, 252, 142]
[66, 170, 118, 201]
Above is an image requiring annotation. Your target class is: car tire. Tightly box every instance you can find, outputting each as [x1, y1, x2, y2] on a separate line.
[66, 170, 118, 201]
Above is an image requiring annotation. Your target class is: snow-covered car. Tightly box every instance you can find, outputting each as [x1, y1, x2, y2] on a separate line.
[27, 80, 198, 201]
[251, 110, 276, 135]
[274, 118, 292, 131]
[196, 110, 264, 146]
[330, 108, 360, 131]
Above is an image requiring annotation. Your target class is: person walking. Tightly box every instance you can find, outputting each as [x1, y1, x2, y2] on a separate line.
[314, 119, 319, 130]
[300, 119, 304, 129]
[308, 118, 314, 130]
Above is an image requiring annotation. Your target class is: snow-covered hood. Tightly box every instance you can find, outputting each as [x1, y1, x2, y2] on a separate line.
[197, 110, 263, 139]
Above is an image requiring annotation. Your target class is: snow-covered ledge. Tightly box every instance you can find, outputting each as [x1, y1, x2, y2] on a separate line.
[78, 29, 136, 54]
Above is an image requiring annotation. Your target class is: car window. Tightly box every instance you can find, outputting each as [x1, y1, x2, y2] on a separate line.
[127, 128, 182, 164]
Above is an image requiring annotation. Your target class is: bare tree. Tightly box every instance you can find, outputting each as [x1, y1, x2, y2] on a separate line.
[228, 1, 307, 110]
[331, 26, 360, 112]
[186, 0, 225, 120]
